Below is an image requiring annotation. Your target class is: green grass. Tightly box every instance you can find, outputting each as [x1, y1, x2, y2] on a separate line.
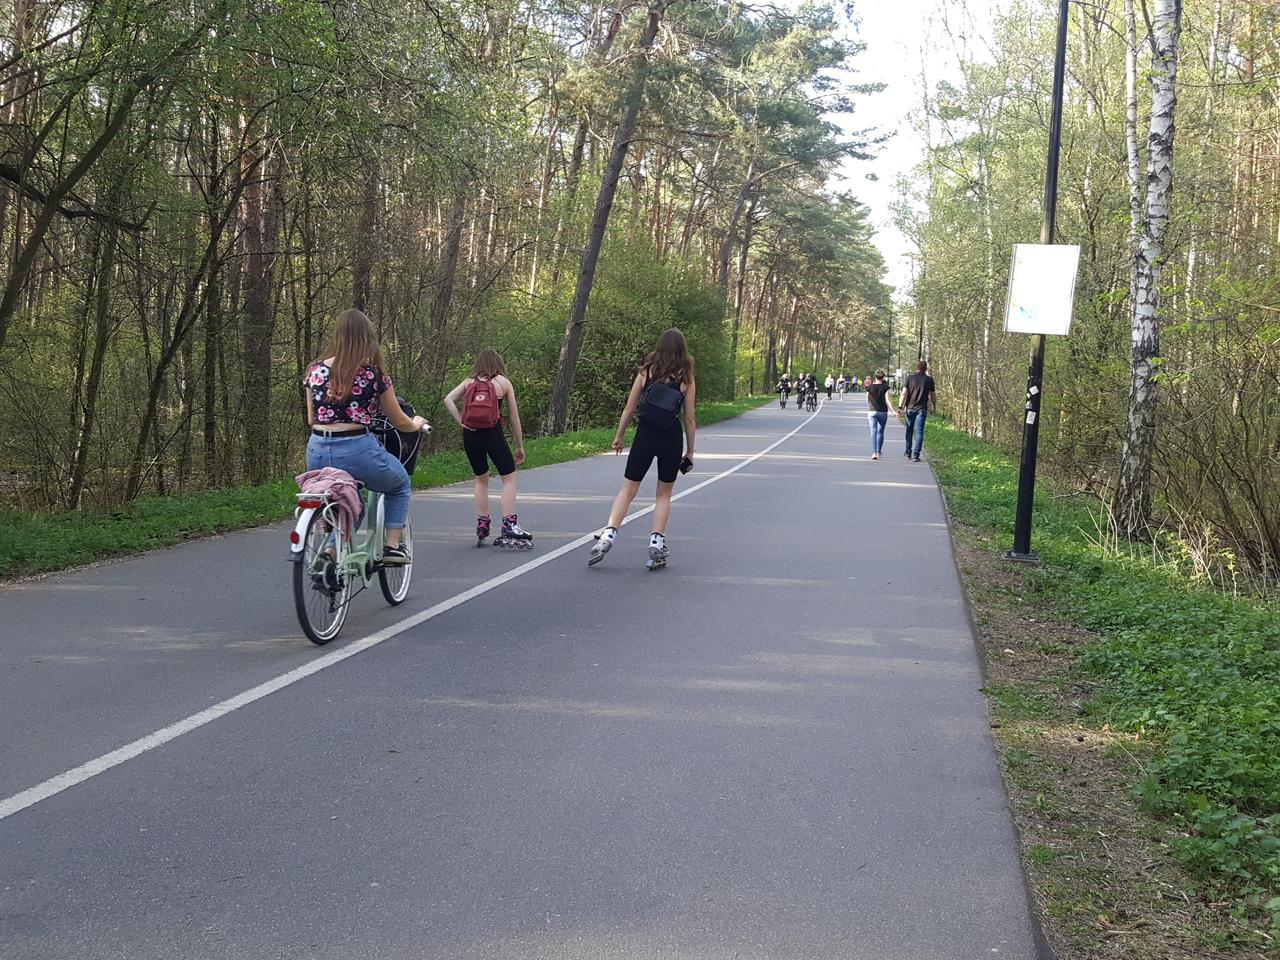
[0, 396, 772, 581]
[927, 419, 1280, 923]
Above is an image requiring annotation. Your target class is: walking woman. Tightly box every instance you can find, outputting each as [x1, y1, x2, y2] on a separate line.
[305, 308, 427, 564]
[865, 369, 896, 460]
[443, 350, 533, 548]
[588, 328, 696, 570]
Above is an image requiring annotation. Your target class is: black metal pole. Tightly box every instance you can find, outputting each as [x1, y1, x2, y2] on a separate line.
[1007, 0, 1069, 562]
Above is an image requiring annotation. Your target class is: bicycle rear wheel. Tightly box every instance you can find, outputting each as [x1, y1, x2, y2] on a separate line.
[293, 507, 350, 644]
[378, 511, 413, 605]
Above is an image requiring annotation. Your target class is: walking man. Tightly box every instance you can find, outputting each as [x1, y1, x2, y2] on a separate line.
[899, 360, 937, 462]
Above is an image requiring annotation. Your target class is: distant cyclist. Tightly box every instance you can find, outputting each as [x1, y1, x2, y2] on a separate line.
[304, 308, 427, 565]
[775, 374, 792, 408]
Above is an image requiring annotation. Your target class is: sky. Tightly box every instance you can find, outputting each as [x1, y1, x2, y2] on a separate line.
[834, 0, 1001, 299]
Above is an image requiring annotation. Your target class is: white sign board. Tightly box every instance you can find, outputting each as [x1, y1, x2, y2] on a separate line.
[1003, 243, 1080, 336]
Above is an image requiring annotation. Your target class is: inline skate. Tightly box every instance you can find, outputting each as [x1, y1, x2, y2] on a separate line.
[493, 515, 533, 550]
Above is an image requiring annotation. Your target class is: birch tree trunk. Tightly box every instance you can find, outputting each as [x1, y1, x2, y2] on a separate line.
[547, 5, 666, 433]
[1115, 0, 1183, 537]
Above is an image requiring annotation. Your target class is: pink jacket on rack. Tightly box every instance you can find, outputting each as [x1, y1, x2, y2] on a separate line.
[296, 467, 363, 540]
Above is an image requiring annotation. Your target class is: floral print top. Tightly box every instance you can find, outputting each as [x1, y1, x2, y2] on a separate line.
[307, 362, 391, 426]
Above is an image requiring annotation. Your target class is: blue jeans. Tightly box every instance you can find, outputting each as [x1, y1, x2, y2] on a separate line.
[904, 408, 928, 458]
[306, 432, 411, 529]
[868, 411, 887, 454]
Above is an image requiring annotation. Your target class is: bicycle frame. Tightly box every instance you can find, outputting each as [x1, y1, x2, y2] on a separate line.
[289, 489, 386, 594]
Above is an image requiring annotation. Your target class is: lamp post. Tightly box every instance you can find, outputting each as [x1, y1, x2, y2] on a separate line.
[1006, 0, 1070, 564]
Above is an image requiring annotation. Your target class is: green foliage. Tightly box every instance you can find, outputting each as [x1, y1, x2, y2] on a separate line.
[476, 235, 731, 432]
[927, 418, 1280, 918]
[903, 0, 1280, 582]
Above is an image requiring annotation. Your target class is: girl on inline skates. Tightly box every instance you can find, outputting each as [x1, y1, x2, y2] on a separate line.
[588, 328, 697, 570]
[443, 351, 533, 549]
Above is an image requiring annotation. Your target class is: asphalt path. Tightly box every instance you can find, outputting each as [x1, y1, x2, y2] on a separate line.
[0, 399, 1045, 959]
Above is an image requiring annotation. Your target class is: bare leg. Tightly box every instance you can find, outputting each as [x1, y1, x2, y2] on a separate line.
[651, 481, 675, 535]
[473, 473, 490, 517]
[386, 529, 402, 548]
[606, 479, 642, 529]
[499, 471, 518, 517]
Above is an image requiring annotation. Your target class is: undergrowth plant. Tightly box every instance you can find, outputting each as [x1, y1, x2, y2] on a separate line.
[927, 419, 1280, 928]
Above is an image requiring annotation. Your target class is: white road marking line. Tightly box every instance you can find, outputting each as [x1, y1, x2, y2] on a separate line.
[0, 404, 820, 822]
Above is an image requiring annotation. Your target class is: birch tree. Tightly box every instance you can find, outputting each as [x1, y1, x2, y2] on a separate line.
[1114, 0, 1184, 536]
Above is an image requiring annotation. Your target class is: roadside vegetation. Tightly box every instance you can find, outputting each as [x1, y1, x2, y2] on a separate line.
[0, 397, 769, 582]
[0, 1, 890, 517]
[929, 419, 1280, 956]
[905, 1, 1278, 589]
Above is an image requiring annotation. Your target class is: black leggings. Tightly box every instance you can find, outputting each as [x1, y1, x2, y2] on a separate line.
[463, 425, 516, 476]
[625, 422, 682, 484]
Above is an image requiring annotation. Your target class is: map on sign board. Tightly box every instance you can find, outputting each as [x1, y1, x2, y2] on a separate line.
[1003, 243, 1081, 336]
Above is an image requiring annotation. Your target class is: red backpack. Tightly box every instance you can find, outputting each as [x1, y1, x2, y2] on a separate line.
[462, 375, 501, 429]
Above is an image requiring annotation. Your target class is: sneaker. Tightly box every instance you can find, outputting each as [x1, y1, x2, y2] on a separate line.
[904, 451, 912, 460]
[382, 543, 411, 566]
[912, 455, 922, 462]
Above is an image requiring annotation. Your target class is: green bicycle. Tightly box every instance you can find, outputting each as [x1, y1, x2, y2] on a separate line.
[289, 418, 429, 645]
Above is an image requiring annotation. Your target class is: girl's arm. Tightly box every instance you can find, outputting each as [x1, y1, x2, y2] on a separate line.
[501, 377, 525, 465]
[383, 381, 427, 432]
[613, 372, 646, 454]
[305, 375, 315, 426]
[443, 379, 469, 429]
[682, 378, 697, 462]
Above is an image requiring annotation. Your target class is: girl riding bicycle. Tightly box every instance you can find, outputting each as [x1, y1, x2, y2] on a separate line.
[304, 308, 426, 565]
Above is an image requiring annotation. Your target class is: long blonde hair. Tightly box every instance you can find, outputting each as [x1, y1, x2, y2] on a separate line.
[323, 308, 383, 401]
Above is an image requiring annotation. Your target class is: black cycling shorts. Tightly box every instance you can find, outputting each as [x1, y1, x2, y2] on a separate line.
[625, 421, 682, 484]
[463, 425, 516, 477]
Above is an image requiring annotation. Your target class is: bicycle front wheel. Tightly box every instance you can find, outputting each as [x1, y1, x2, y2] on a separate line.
[293, 507, 350, 645]
[378, 511, 413, 605]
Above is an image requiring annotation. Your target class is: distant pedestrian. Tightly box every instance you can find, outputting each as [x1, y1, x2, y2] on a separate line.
[899, 359, 937, 462]
[864, 370, 897, 460]
[825, 373, 835, 399]
[588, 328, 697, 571]
[443, 350, 532, 548]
